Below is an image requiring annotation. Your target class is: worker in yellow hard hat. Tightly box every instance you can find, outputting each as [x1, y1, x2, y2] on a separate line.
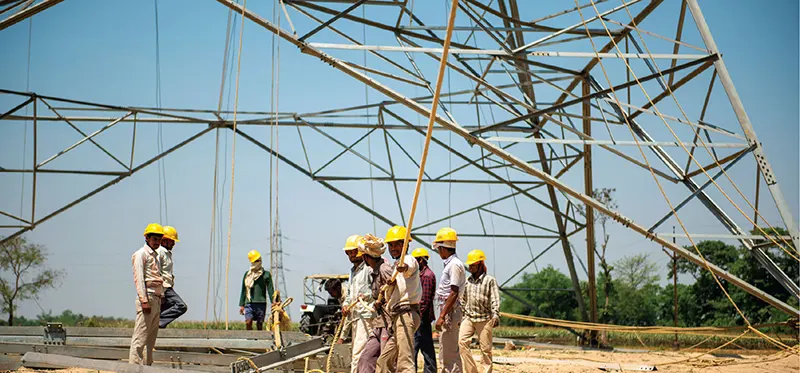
[458, 249, 500, 373]
[340, 235, 375, 373]
[377, 226, 421, 373]
[130, 223, 165, 366]
[411, 248, 437, 373]
[238, 250, 275, 330]
[432, 227, 465, 373]
[358, 233, 393, 373]
[157, 226, 187, 328]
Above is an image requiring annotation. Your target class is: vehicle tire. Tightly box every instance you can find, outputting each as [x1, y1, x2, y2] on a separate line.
[300, 314, 317, 335]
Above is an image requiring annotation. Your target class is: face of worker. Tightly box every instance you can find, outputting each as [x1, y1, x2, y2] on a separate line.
[345, 249, 362, 264]
[327, 284, 342, 299]
[415, 257, 428, 268]
[146, 234, 163, 250]
[436, 244, 453, 260]
[388, 240, 403, 259]
[468, 261, 484, 275]
[161, 238, 175, 250]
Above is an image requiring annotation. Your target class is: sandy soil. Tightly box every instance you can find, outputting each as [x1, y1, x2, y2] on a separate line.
[10, 348, 799, 373]
[489, 348, 799, 373]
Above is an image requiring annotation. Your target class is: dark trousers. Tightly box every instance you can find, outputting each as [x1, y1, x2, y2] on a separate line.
[414, 321, 437, 373]
[159, 288, 187, 328]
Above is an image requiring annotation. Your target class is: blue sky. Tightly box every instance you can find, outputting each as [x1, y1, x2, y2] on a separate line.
[0, 0, 797, 322]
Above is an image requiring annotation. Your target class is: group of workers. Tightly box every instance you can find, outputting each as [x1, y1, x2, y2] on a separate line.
[130, 223, 280, 366]
[341, 226, 500, 373]
[129, 222, 500, 372]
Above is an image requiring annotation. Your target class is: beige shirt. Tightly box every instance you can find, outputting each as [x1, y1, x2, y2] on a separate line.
[132, 245, 163, 303]
[389, 255, 421, 310]
[156, 246, 174, 289]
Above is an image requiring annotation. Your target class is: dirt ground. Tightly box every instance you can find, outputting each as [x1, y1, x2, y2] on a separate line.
[9, 348, 799, 373]
[488, 348, 799, 373]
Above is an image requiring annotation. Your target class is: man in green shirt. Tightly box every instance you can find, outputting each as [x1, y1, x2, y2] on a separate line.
[239, 250, 275, 330]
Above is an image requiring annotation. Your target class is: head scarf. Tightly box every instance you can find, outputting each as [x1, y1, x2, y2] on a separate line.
[244, 260, 264, 302]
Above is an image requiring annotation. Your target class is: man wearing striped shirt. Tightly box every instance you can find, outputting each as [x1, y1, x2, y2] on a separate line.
[459, 250, 499, 373]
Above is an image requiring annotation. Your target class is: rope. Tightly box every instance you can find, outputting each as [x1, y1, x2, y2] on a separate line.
[18, 16, 32, 219]
[235, 356, 259, 371]
[224, 0, 247, 330]
[500, 312, 790, 337]
[573, 1, 787, 351]
[153, 0, 169, 224]
[575, 0, 788, 348]
[612, 0, 798, 258]
[268, 0, 282, 302]
[378, 0, 460, 306]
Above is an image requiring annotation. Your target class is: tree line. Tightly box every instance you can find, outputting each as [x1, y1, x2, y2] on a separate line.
[500, 234, 798, 328]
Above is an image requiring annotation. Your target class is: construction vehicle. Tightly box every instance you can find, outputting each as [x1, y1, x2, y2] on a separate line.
[299, 274, 349, 338]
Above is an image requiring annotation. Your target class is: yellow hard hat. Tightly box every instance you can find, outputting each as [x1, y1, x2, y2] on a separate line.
[411, 248, 429, 258]
[343, 235, 364, 251]
[465, 249, 486, 265]
[162, 226, 180, 242]
[143, 223, 164, 236]
[434, 227, 458, 243]
[385, 226, 408, 243]
[248, 250, 262, 263]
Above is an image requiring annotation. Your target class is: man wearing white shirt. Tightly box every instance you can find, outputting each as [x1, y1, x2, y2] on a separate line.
[434, 227, 466, 373]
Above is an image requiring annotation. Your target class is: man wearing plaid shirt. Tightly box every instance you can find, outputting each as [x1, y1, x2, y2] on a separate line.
[458, 249, 499, 373]
[412, 248, 437, 373]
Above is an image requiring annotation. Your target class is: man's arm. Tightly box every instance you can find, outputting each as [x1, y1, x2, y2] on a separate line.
[436, 285, 459, 331]
[239, 272, 247, 307]
[132, 251, 148, 304]
[490, 276, 500, 326]
[265, 271, 275, 302]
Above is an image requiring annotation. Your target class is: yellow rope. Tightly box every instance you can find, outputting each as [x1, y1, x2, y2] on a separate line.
[573, 1, 790, 352]
[377, 0, 461, 305]
[500, 312, 789, 338]
[612, 0, 798, 258]
[224, 0, 247, 331]
[235, 356, 259, 371]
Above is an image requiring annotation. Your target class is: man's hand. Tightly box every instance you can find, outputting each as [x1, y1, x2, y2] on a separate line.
[336, 339, 345, 345]
[396, 262, 408, 273]
[374, 299, 384, 311]
[141, 302, 151, 314]
[341, 305, 350, 318]
[491, 317, 500, 328]
[435, 317, 445, 332]
[239, 306, 245, 315]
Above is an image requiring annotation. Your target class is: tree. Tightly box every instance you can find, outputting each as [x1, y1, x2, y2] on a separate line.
[615, 253, 659, 291]
[500, 265, 579, 324]
[609, 254, 661, 326]
[0, 236, 63, 325]
[576, 188, 617, 322]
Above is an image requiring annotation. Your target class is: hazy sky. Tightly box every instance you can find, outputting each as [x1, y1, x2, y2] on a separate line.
[0, 0, 797, 322]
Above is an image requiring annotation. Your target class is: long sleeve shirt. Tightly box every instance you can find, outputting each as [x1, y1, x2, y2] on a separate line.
[370, 259, 394, 328]
[132, 245, 164, 304]
[238, 271, 275, 307]
[418, 265, 436, 323]
[388, 255, 421, 311]
[345, 261, 375, 320]
[461, 272, 500, 323]
[156, 247, 174, 289]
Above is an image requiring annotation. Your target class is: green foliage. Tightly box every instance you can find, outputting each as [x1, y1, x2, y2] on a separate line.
[0, 236, 64, 326]
[503, 234, 797, 333]
[500, 265, 579, 325]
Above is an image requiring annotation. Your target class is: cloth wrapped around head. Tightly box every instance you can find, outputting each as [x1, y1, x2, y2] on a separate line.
[359, 233, 386, 258]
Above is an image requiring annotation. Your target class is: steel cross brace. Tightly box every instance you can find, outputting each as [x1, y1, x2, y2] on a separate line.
[216, 0, 798, 316]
